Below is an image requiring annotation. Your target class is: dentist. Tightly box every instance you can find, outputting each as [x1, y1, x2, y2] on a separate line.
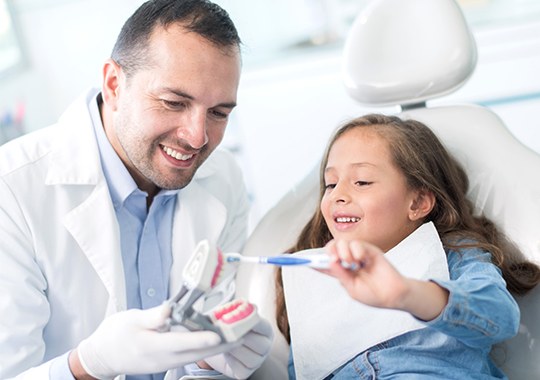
[0, 1, 272, 379]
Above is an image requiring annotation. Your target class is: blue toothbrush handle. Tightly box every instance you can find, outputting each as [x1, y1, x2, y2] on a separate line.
[265, 257, 312, 266]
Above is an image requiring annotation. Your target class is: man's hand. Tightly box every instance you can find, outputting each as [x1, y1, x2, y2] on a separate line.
[75, 303, 227, 379]
[202, 318, 274, 379]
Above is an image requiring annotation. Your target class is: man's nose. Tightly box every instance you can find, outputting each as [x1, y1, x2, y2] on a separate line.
[176, 111, 208, 149]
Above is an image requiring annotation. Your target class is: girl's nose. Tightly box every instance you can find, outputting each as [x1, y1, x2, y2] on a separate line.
[331, 182, 351, 203]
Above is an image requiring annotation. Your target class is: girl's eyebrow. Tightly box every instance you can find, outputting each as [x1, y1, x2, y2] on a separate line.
[325, 162, 375, 173]
[324, 166, 336, 175]
[350, 162, 376, 168]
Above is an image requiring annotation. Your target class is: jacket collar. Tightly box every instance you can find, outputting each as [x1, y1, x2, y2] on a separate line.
[46, 89, 102, 186]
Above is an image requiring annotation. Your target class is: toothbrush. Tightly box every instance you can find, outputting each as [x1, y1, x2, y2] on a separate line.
[224, 252, 331, 269]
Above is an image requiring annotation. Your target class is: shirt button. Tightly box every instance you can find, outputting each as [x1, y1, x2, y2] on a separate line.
[147, 288, 156, 297]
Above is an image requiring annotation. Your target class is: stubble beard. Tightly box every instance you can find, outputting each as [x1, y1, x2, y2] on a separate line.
[134, 141, 210, 190]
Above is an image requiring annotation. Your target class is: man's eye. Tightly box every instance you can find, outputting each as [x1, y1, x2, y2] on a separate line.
[209, 109, 229, 120]
[161, 100, 186, 110]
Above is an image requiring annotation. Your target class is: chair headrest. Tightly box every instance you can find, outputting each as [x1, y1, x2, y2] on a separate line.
[342, 0, 477, 107]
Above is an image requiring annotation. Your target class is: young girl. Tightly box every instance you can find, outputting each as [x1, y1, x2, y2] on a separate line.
[275, 114, 540, 379]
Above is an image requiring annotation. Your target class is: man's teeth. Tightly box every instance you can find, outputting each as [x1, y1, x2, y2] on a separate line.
[336, 217, 360, 223]
[163, 146, 193, 161]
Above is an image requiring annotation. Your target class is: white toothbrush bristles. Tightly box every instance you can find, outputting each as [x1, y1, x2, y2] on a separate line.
[224, 253, 261, 264]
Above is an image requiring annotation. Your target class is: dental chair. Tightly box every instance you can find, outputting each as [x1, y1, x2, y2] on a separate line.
[236, 0, 540, 378]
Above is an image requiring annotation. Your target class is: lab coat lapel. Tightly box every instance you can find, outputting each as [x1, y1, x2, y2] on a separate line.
[169, 180, 226, 297]
[50, 90, 127, 313]
[63, 183, 126, 313]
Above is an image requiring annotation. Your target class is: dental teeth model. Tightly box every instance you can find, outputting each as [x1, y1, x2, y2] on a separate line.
[211, 299, 260, 342]
[163, 240, 261, 342]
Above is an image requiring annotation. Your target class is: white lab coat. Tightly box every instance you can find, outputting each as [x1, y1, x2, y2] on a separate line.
[0, 89, 250, 379]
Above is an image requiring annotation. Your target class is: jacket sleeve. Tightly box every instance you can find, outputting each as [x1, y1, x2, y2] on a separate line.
[0, 177, 54, 378]
[424, 247, 520, 348]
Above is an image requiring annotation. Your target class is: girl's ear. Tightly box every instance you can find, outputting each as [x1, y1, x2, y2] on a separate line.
[101, 59, 123, 111]
[409, 189, 436, 221]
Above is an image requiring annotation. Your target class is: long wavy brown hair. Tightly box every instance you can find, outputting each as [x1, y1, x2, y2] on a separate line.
[275, 114, 540, 343]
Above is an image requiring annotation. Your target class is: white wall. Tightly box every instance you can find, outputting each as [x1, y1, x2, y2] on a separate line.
[0, 0, 142, 136]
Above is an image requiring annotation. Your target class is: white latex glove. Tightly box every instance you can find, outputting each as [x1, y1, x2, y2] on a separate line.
[78, 303, 228, 379]
[203, 318, 274, 379]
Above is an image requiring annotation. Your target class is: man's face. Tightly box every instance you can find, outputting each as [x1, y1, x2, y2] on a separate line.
[103, 24, 241, 194]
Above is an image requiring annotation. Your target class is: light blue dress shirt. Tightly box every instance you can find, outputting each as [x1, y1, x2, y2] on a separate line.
[50, 93, 177, 380]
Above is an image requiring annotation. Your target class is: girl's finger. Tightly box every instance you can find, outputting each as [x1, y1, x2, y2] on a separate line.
[336, 239, 354, 262]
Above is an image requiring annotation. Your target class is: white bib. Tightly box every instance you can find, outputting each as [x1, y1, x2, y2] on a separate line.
[283, 222, 450, 380]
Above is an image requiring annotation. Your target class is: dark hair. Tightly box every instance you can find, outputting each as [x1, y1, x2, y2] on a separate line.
[111, 0, 241, 77]
[275, 113, 540, 342]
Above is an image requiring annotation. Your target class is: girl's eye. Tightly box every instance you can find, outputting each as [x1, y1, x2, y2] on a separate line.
[355, 181, 372, 186]
[324, 183, 336, 190]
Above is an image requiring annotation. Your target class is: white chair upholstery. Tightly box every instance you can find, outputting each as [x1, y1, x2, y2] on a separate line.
[342, 0, 477, 107]
[236, 0, 540, 378]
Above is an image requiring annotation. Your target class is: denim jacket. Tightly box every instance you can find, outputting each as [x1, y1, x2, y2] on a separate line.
[289, 247, 520, 379]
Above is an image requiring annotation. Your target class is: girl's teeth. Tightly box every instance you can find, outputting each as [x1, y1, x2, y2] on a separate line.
[336, 217, 360, 223]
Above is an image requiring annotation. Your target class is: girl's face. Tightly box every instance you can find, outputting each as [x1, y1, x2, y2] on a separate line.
[320, 127, 422, 252]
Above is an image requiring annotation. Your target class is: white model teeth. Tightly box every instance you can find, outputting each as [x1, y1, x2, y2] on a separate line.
[336, 217, 360, 223]
[163, 146, 193, 161]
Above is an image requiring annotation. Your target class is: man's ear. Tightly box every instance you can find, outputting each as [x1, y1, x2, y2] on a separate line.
[101, 59, 123, 111]
[409, 189, 436, 221]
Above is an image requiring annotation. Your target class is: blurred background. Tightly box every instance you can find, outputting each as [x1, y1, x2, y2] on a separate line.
[1, 0, 539, 228]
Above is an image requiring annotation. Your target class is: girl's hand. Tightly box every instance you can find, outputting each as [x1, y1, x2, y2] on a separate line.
[325, 239, 449, 320]
[325, 239, 409, 309]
